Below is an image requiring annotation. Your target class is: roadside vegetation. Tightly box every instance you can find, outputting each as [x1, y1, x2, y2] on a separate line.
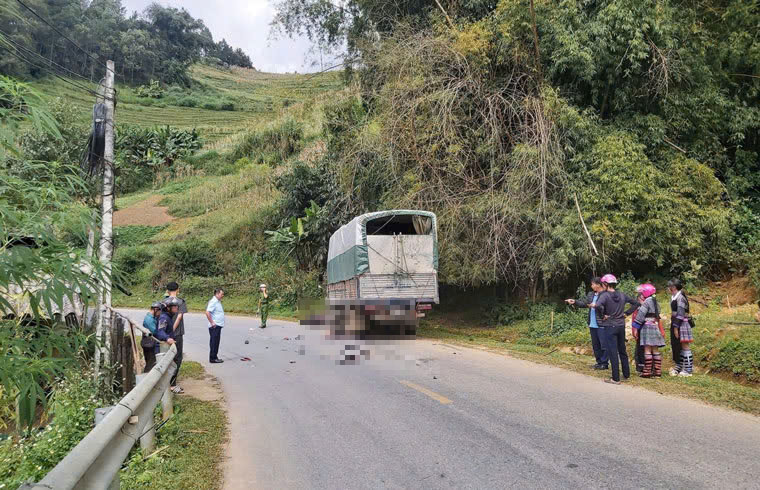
[120, 361, 228, 490]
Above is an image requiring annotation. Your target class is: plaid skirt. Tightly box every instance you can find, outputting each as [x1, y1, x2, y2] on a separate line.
[673, 317, 694, 343]
[639, 321, 665, 347]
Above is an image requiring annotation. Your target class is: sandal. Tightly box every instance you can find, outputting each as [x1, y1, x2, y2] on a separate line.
[171, 386, 184, 394]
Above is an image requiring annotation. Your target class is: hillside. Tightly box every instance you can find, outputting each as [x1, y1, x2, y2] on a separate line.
[30, 64, 344, 314]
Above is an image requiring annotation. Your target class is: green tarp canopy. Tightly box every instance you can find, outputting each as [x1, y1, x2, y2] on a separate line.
[326, 210, 438, 285]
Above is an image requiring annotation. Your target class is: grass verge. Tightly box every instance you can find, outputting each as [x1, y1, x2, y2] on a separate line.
[418, 323, 760, 416]
[120, 361, 228, 490]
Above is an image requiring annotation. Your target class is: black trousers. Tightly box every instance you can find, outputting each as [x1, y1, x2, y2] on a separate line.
[209, 327, 222, 361]
[634, 338, 645, 371]
[143, 347, 156, 373]
[670, 324, 682, 365]
[589, 327, 608, 366]
[604, 325, 630, 382]
[171, 335, 183, 386]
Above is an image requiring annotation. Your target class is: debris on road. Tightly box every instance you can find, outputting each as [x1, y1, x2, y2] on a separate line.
[240, 357, 252, 362]
[244, 340, 250, 344]
[289, 360, 296, 364]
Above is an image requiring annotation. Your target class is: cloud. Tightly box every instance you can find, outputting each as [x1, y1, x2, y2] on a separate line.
[121, 0, 331, 73]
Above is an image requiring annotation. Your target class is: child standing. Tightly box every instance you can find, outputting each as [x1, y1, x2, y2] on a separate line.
[258, 283, 269, 329]
[668, 278, 694, 377]
[632, 284, 665, 377]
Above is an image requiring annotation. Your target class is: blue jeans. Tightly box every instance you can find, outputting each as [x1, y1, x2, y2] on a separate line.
[589, 327, 608, 366]
[604, 326, 630, 382]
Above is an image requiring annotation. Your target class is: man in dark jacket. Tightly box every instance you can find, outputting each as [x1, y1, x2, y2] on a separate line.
[565, 277, 608, 370]
[592, 274, 638, 384]
[164, 282, 187, 394]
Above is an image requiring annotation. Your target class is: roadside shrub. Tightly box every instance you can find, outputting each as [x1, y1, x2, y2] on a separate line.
[220, 101, 235, 111]
[0, 370, 116, 488]
[710, 337, 760, 382]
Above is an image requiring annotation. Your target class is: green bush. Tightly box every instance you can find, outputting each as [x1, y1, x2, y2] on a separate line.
[710, 337, 760, 382]
[114, 245, 153, 279]
[230, 119, 304, 165]
[116, 125, 202, 193]
[156, 238, 221, 282]
[177, 96, 199, 107]
[135, 80, 164, 99]
[0, 370, 116, 488]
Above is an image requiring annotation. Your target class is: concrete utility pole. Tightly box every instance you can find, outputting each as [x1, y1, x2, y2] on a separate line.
[95, 60, 116, 379]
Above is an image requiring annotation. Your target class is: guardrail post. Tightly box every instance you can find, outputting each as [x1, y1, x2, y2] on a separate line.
[95, 406, 120, 490]
[135, 374, 156, 455]
[156, 353, 173, 420]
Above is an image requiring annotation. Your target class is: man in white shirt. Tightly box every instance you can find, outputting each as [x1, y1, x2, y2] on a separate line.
[205, 288, 225, 363]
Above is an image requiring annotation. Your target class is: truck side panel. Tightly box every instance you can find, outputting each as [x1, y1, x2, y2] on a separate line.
[358, 273, 439, 303]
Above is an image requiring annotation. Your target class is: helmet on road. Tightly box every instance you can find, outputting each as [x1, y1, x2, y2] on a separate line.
[600, 274, 618, 285]
[636, 283, 656, 298]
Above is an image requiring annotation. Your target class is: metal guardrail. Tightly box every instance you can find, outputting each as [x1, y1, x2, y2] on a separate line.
[22, 344, 178, 490]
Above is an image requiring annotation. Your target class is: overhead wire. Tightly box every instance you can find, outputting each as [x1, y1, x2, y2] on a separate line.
[15, 0, 117, 78]
[2, 42, 115, 103]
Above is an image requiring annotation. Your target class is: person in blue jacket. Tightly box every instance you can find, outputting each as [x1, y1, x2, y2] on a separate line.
[141, 302, 174, 372]
[565, 277, 608, 370]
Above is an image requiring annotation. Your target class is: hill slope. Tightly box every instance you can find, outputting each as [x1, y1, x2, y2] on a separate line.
[30, 64, 342, 313]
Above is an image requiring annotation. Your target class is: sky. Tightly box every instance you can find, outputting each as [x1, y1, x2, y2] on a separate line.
[121, 0, 334, 73]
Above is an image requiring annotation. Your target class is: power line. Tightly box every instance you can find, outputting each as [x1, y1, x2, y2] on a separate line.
[1, 31, 99, 88]
[15, 0, 117, 77]
[1, 37, 114, 102]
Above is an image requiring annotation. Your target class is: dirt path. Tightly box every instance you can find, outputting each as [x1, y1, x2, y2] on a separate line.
[114, 194, 174, 226]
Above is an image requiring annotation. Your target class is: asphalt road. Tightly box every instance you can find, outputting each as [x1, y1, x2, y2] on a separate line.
[120, 309, 760, 489]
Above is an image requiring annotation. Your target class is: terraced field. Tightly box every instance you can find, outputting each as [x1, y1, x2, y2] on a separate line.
[32, 64, 342, 148]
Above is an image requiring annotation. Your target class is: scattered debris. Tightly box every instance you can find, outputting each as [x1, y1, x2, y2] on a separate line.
[284, 337, 290, 340]
[289, 360, 296, 364]
[433, 376, 438, 379]
[244, 340, 250, 344]
[240, 357, 252, 362]
[265, 346, 269, 349]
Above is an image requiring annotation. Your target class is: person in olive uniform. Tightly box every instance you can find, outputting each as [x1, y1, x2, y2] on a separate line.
[258, 284, 269, 329]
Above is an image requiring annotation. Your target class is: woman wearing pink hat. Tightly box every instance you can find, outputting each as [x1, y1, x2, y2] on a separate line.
[632, 284, 665, 377]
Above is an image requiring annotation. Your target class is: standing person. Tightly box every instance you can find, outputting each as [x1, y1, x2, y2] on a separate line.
[632, 284, 665, 377]
[626, 293, 646, 374]
[163, 282, 187, 394]
[258, 284, 269, 329]
[592, 274, 638, 385]
[141, 302, 173, 372]
[565, 277, 608, 370]
[668, 278, 694, 377]
[205, 288, 225, 363]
